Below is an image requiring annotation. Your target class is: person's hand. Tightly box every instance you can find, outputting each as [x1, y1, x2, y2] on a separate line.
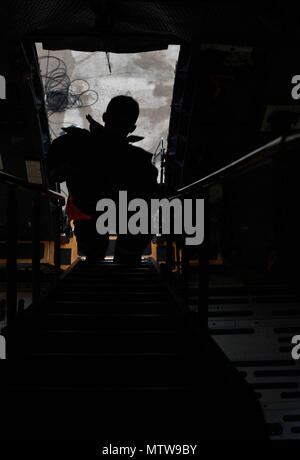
[86, 114, 104, 134]
[126, 135, 144, 143]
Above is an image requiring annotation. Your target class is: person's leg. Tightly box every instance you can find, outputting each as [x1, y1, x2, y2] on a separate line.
[74, 219, 109, 261]
[114, 234, 152, 264]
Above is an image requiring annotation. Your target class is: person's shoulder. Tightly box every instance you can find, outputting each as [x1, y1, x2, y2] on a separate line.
[63, 127, 90, 135]
[62, 127, 91, 140]
[128, 145, 158, 183]
[51, 128, 90, 145]
[128, 144, 153, 161]
[52, 129, 93, 158]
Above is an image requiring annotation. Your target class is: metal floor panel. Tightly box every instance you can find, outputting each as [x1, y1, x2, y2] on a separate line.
[208, 295, 300, 439]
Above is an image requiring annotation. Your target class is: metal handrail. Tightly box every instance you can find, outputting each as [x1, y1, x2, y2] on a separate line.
[1, 169, 65, 357]
[0, 170, 65, 203]
[165, 132, 300, 327]
[172, 132, 300, 198]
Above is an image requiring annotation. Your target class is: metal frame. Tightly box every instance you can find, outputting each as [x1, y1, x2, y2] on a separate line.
[0, 169, 65, 356]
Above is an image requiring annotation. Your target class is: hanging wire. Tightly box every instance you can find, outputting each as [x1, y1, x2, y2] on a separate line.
[106, 52, 112, 73]
[39, 54, 99, 113]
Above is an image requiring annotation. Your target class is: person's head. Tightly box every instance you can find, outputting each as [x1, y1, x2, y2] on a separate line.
[103, 95, 139, 137]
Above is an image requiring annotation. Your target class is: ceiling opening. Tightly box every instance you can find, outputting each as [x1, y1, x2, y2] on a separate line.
[36, 43, 180, 156]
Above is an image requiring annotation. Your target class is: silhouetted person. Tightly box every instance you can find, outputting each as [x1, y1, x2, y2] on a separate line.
[47, 95, 159, 263]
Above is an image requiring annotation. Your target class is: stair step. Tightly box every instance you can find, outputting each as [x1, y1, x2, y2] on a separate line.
[43, 300, 173, 314]
[6, 389, 200, 439]
[19, 330, 183, 353]
[56, 285, 166, 293]
[12, 385, 189, 393]
[59, 281, 163, 289]
[10, 355, 191, 387]
[18, 351, 183, 359]
[50, 291, 168, 301]
[67, 273, 159, 279]
[63, 270, 158, 276]
[75, 265, 155, 274]
[39, 313, 177, 331]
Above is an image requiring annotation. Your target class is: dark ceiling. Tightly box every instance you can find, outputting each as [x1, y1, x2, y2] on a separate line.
[3, 1, 300, 52]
